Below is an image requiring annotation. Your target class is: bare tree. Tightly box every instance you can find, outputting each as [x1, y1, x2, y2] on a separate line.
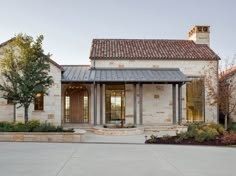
[204, 56, 236, 130]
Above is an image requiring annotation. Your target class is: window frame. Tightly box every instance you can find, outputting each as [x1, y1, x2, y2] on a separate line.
[34, 93, 44, 111]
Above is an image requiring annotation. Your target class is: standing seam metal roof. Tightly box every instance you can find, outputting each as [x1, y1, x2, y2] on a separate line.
[62, 65, 188, 83]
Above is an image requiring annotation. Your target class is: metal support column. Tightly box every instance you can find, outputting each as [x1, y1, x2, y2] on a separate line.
[133, 83, 137, 124]
[172, 84, 176, 125]
[94, 83, 97, 126]
[139, 83, 143, 125]
[178, 83, 182, 125]
[100, 83, 103, 125]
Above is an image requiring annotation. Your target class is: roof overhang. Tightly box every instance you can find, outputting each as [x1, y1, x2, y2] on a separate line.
[62, 66, 188, 83]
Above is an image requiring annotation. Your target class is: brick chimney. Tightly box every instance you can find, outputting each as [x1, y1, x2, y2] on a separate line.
[188, 26, 210, 46]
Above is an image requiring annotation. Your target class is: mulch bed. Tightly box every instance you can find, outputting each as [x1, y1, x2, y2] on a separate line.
[145, 136, 226, 146]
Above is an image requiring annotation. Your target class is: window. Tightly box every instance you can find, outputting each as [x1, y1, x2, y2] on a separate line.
[35, 93, 44, 110]
[186, 78, 204, 122]
[7, 97, 14, 105]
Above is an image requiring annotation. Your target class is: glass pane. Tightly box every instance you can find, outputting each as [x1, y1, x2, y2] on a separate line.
[105, 84, 125, 123]
[186, 79, 204, 122]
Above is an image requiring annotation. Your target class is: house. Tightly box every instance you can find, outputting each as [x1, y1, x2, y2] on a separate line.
[0, 25, 220, 126]
[219, 65, 236, 124]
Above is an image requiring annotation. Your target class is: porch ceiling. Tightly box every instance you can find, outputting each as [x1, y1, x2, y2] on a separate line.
[62, 65, 188, 83]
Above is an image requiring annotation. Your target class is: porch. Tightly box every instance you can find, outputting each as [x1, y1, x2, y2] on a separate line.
[62, 66, 188, 127]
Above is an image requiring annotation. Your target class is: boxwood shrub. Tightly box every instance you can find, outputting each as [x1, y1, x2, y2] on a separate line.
[0, 120, 74, 132]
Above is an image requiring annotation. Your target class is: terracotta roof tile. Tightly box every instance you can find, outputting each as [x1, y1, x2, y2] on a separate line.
[90, 39, 220, 60]
[219, 65, 236, 79]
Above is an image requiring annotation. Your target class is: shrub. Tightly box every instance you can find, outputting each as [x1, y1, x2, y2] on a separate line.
[177, 131, 191, 140]
[0, 122, 14, 131]
[194, 127, 219, 142]
[26, 120, 40, 131]
[222, 132, 236, 145]
[208, 123, 224, 135]
[13, 122, 29, 132]
[178, 122, 224, 143]
[228, 123, 236, 132]
[0, 120, 74, 132]
[148, 134, 158, 143]
[32, 123, 74, 132]
[195, 129, 206, 142]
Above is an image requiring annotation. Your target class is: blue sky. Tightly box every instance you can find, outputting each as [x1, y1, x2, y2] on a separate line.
[0, 0, 235, 64]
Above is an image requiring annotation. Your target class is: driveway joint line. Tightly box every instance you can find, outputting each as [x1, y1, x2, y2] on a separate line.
[55, 148, 77, 176]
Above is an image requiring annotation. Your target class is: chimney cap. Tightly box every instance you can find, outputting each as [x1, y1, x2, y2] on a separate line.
[188, 25, 210, 38]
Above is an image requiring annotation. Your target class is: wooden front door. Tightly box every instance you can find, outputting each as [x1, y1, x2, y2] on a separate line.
[70, 91, 84, 123]
[64, 85, 89, 123]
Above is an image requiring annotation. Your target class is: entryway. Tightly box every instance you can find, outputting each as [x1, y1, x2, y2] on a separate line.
[64, 85, 89, 123]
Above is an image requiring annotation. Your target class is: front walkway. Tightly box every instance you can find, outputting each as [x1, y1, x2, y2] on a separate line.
[82, 131, 177, 144]
[0, 142, 235, 176]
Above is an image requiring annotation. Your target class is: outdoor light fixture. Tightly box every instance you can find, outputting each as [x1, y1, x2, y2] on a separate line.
[36, 93, 41, 97]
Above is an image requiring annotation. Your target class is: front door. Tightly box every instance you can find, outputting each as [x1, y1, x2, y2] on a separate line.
[64, 86, 89, 123]
[105, 85, 125, 123]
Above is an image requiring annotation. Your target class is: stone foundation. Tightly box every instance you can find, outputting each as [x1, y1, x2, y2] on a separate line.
[0, 132, 85, 143]
[93, 126, 144, 135]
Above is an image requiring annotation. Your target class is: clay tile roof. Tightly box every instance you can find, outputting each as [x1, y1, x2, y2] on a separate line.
[219, 65, 236, 80]
[89, 39, 220, 60]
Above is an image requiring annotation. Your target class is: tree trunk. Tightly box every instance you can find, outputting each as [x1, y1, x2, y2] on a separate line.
[224, 114, 228, 131]
[24, 106, 29, 123]
[13, 104, 16, 122]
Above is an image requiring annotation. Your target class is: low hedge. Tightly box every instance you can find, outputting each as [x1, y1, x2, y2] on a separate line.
[0, 120, 74, 132]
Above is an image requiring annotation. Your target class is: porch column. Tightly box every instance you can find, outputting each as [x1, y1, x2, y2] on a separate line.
[172, 84, 177, 125]
[100, 83, 103, 125]
[133, 83, 137, 124]
[93, 83, 97, 126]
[178, 83, 183, 125]
[139, 83, 143, 125]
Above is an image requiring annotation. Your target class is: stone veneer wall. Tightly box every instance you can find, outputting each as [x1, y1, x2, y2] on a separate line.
[0, 46, 14, 122]
[0, 63, 62, 125]
[92, 59, 218, 124]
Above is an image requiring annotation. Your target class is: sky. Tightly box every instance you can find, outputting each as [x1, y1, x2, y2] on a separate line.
[0, 0, 235, 65]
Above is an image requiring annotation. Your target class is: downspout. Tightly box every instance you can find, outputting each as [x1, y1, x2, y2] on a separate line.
[93, 58, 97, 125]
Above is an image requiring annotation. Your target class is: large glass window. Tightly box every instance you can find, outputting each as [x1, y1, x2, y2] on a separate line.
[105, 85, 125, 123]
[186, 78, 204, 122]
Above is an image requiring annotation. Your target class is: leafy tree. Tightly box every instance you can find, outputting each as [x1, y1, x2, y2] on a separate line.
[0, 34, 53, 123]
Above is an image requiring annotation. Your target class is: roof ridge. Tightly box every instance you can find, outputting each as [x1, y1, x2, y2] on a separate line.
[92, 38, 191, 42]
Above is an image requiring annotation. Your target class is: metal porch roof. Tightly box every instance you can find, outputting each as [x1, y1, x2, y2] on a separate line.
[62, 65, 188, 83]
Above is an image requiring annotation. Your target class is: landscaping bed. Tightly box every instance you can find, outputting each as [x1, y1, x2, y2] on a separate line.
[146, 123, 236, 146]
[0, 120, 74, 132]
[0, 120, 85, 143]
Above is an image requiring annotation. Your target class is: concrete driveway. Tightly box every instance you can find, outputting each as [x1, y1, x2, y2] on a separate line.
[0, 142, 235, 176]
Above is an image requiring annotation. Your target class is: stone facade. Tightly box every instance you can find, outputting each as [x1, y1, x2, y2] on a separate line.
[90, 59, 218, 124]
[0, 62, 62, 125]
